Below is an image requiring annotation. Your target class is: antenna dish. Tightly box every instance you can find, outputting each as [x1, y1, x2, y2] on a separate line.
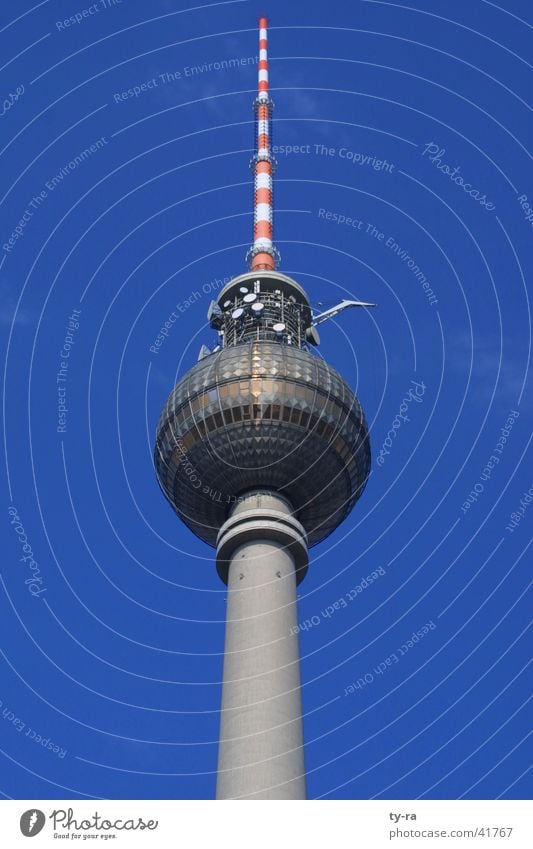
[232, 307, 244, 319]
[207, 300, 224, 328]
[243, 292, 257, 303]
[305, 326, 321, 346]
[273, 322, 286, 333]
[252, 302, 264, 312]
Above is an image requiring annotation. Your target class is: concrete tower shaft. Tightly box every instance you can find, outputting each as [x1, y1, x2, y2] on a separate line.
[216, 491, 307, 799]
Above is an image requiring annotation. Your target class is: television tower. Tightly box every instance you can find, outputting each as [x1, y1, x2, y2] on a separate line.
[154, 17, 372, 800]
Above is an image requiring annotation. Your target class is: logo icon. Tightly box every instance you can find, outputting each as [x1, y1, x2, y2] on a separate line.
[20, 810, 46, 837]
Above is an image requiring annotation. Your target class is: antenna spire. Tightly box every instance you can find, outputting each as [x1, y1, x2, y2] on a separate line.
[247, 17, 280, 271]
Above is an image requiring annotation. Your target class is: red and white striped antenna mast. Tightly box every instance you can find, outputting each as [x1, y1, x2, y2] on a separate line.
[246, 16, 280, 272]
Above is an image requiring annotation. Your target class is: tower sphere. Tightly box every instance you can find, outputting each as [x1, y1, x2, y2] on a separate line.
[154, 270, 371, 559]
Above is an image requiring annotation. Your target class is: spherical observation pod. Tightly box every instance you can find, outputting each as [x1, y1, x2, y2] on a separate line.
[154, 340, 371, 548]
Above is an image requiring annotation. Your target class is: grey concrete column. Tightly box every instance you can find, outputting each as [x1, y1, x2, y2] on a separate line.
[215, 491, 308, 800]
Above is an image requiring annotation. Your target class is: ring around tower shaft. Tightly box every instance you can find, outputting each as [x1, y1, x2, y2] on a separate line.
[216, 491, 307, 799]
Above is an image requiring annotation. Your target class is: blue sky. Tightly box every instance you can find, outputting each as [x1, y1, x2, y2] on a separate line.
[1, 0, 531, 800]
